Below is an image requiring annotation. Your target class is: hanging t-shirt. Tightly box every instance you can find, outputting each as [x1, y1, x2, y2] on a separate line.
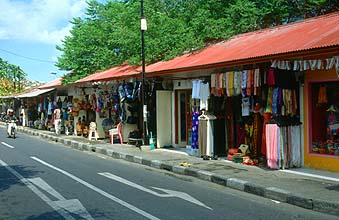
[47, 102, 53, 115]
[233, 71, 241, 96]
[241, 70, 247, 89]
[242, 97, 250, 116]
[200, 82, 210, 110]
[192, 80, 202, 99]
[254, 68, 261, 95]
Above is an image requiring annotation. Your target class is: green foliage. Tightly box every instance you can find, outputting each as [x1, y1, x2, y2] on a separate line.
[0, 58, 27, 95]
[56, 0, 339, 84]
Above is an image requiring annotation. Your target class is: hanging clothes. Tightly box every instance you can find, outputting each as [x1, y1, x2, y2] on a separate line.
[198, 113, 216, 156]
[318, 85, 327, 104]
[241, 70, 247, 97]
[226, 72, 234, 97]
[191, 107, 200, 150]
[261, 112, 272, 156]
[233, 71, 241, 96]
[47, 102, 53, 115]
[192, 80, 202, 99]
[254, 68, 261, 95]
[265, 123, 280, 169]
[211, 74, 216, 95]
[265, 87, 274, 113]
[267, 68, 275, 86]
[236, 123, 246, 148]
[200, 82, 210, 110]
[215, 73, 220, 97]
[246, 69, 254, 96]
[219, 73, 225, 96]
[290, 125, 301, 167]
[241, 97, 250, 116]
[252, 113, 262, 158]
[272, 87, 280, 115]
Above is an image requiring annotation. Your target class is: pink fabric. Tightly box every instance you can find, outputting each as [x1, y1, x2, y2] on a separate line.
[265, 124, 279, 169]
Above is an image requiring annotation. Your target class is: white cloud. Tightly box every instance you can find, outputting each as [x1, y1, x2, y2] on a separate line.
[0, 0, 87, 45]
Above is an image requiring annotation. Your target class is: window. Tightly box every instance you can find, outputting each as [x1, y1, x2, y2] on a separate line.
[310, 81, 339, 156]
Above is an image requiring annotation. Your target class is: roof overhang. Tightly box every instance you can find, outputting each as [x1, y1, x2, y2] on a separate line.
[15, 88, 55, 98]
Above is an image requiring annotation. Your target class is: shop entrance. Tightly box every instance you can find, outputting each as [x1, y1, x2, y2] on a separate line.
[176, 90, 192, 147]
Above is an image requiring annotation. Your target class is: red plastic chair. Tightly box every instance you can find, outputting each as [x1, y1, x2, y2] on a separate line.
[110, 122, 123, 144]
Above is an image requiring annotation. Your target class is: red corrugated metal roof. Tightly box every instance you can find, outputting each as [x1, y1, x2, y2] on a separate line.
[146, 12, 339, 74]
[76, 64, 139, 83]
[38, 77, 62, 89]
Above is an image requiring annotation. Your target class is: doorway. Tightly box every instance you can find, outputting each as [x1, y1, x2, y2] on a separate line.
[176, 90, 193, 147]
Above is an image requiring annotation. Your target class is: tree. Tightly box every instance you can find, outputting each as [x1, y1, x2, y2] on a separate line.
[56, 0, 339, 84]
[0, 58, 26, 95]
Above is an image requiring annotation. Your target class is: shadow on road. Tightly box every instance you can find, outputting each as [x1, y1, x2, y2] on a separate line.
[0, 165, 42, 192]
[25, 209, 107, 220]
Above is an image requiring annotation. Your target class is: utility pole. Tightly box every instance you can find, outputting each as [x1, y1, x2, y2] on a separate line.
[140, 0, 148, 145]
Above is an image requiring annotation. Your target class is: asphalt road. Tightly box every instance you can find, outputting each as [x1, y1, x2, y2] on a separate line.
[0, 129, 338, 220]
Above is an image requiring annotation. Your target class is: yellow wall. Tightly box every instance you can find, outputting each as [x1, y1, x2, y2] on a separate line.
[304, 68, 339, 172]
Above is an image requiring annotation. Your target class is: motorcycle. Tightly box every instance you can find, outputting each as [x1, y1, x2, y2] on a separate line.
[7, 119, 17, 139]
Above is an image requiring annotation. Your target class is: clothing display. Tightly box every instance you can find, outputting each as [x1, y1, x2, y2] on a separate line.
[191, 80, 210, 110]
[192, 80, 202, 99]
[198, 113, 216, 156]
[191, 108, 200, 150]
[199, 82, 210, 110]
[265, 123, 280, 169]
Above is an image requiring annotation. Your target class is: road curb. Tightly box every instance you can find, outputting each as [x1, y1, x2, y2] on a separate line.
[9, 125, 339, 217]
[287, 194, 313, 209]
[264, 187, 290, 202]
[313, 199, 339, 216]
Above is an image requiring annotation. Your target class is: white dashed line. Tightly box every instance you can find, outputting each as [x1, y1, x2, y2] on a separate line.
[1, 142, 15, 149]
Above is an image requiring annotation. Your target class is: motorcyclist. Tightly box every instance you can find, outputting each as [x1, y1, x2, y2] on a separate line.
[4, 108, 17, 133]
[4, 108, 17, 122]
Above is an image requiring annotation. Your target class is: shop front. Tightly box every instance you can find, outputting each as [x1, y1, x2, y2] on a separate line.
[146, 12, 339, 171]
[165, 64, 303, 168]
[304, 60, 339, 172]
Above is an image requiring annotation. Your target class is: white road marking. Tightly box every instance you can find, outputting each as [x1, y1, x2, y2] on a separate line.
[52, 199, 93, 219]
[28, 177, 94, 220]
[0, 159, 76, 220]
[99, 172, 212, 210]
[280, 169, 339, 182]
[271, 199, 281, 204]
[31, 156, 161, 220]
[29, 177, 65, 200]
[1, 142, 14, 149]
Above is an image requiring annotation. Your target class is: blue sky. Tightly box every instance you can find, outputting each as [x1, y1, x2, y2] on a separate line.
[0, 0, 94, 83]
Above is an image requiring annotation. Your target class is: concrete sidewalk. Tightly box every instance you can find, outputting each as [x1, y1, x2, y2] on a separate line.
[5, 124, 339, 217]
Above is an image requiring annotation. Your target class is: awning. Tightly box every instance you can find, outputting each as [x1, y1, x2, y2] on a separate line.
[38, 77, 63, 89]
[76, 64, 139, 83]
[15, 88, 55, 98]
[145, 12, 339, 75]
[0, 95, 16, 99]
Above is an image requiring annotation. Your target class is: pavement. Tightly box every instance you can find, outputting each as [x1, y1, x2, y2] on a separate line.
[2, 123, 339, 217]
